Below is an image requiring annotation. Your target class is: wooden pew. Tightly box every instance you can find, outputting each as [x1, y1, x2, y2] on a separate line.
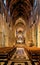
[0, 45, 16, 61]
[24, 46, 40, 65]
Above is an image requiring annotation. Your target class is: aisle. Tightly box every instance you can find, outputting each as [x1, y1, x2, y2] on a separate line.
[7, 47, 32, 65]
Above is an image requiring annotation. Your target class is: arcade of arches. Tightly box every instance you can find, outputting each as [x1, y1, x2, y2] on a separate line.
[0, 15, 39, 47]
[0, 0, 40, 65]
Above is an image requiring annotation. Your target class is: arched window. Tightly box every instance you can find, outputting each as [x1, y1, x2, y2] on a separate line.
[4, 0, 6, 5]
[2, 0, 6, 7]
[0, 3, 1, 13]
[34, 0, 37, 9]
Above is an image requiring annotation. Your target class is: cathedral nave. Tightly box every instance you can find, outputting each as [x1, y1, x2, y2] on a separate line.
[0, 0, 40, 65]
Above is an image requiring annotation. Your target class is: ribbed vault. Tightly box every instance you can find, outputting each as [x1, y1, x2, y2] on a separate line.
[6, 0, 34, 24]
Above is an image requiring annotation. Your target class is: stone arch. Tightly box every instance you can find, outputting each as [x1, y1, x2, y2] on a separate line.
[15, 17, 26, 26]
[14, 17, 27, 45]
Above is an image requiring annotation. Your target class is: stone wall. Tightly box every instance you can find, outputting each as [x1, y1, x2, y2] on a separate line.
[37, 16, 40, 47]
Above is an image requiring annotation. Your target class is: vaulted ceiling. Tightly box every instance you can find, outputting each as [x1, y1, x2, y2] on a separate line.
[6, 0, 34, 24]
